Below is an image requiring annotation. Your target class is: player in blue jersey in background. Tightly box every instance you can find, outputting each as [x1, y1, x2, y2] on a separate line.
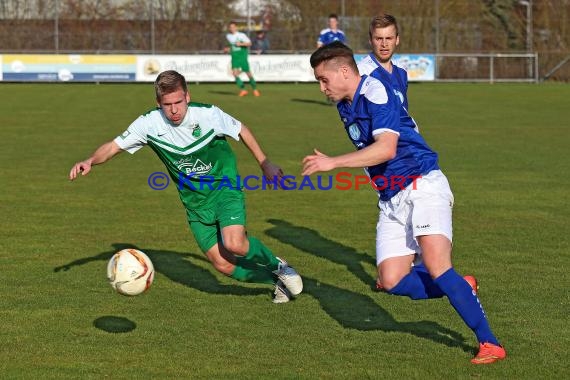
[317, 14, 346, 48]
[358, 14, 418, 132]
[303, 42, 506, 364]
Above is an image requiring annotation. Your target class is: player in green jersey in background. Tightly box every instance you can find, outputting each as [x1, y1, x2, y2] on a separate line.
[69, 70, 302, 303]
[225, 21, 260, 97]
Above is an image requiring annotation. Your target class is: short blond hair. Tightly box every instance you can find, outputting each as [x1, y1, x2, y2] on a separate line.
[369, 14, 399, 39]
[154, 70, 188, 101]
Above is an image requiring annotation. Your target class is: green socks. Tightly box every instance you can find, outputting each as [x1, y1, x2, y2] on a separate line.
[231, 258, 275, 284]
[244, 237, 279, 270]
[249, 78, 257, 90]
[229, 237, 280, 284]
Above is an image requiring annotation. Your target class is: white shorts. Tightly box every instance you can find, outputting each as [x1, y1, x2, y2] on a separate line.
[376, 170, 454, 266]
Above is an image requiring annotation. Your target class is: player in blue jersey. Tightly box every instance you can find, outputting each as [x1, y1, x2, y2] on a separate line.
[359, 14, 428, 288]
[358, 14, 419, 132]
[317, 14, 346, 48]
[360, 14, 476, 293]
[303, 42, 506, 364]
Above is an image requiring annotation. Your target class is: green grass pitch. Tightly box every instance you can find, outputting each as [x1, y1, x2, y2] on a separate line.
[1, 81, 569, 379]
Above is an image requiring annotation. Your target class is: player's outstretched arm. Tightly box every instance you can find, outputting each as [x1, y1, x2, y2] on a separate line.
[302, 132, 398, 176]
[69, 140, 123, 181]
[238, 124, 285, 186]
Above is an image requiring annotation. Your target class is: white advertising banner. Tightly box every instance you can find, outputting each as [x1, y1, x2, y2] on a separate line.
[247, 54, 315, 82]
[136, 54, 315, 82]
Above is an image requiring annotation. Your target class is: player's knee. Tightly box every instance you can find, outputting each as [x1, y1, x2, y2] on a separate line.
[380, 272, 405, 291]
[223, 238, 248, 256]
[205, 245, 236, 275]
[212, 260, 234, 276]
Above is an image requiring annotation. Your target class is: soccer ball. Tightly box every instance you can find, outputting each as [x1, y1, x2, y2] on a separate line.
[107, 249, 154, 296]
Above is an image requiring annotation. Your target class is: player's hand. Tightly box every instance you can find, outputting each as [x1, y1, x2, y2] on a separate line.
[69, 160, 92, 181]
[260, 159, 289, 189]
[302, 149, 335, 176]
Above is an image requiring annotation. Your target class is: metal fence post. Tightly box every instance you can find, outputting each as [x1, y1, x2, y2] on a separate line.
[490, 54, 494, 84]
[150, 0, 155, 55]
[54, 0, 59, 53]
[535, 53, 539, 83]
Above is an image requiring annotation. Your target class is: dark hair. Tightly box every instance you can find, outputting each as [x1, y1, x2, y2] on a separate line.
[369, 14, 399, 39]
[329, 13, 338, 20]
[154, 70, 188, 100]
[309, 41, 358, 73]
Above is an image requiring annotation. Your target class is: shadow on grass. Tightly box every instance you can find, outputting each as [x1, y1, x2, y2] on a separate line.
[54, 243, 268, 297]
[54, 237, 472, 353]
[93, 316, 136, 333]
[266, 219, 375, 288]
[208, 90, 239, 96]
[265, 218, 473, 353]
[290, 98, 333, 107]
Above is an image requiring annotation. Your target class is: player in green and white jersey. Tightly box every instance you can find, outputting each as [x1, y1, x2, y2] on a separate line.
[225, 21, 260, 97]
[69, 70, 302, 303]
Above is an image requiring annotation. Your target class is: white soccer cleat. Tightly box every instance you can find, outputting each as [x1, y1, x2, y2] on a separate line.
[273, 258, 303, 296]
[272, 280, 291, 304]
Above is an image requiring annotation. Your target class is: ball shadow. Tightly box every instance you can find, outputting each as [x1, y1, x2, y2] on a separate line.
[93, 315, 137, 333]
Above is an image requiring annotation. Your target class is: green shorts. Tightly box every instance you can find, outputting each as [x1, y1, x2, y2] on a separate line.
[187, 191, 247, 253]
[231, 56, 250, 72]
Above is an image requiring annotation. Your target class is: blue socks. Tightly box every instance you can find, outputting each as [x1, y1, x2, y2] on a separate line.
[434, 268, 499, 345]
[387, 265, 444, 300]
[388, 266, 499, 345]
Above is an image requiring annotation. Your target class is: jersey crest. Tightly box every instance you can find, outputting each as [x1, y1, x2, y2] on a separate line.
[348, 123, 361, 141]
[191, 123, 201, 138]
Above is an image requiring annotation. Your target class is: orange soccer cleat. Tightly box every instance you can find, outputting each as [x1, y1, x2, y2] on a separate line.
[253, 89, 261, 97]
[238, 90, 249, 97]
[471, 342, 506, 364]
[464, 275, 479, 295]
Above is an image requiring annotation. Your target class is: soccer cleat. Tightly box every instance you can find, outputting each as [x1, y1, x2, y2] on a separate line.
[273, 258, 303, 296]
[471, 342, 506, 364]
[272, 280, 291, 304]
[464, 275, 479, 295]
[238, 90, 248, 97]
[253, 89, 261, 97]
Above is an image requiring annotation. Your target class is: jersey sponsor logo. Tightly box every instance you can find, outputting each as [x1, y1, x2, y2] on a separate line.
[120, 130, 131, 140]
[348, 123, 361, 141]
[174, 157, 213, 176]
